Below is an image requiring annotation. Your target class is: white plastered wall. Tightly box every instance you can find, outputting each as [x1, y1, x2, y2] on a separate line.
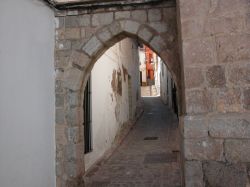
[160, 61, 173, 107]
[84, 38, 140, 170]
[0, 1, 55, 187]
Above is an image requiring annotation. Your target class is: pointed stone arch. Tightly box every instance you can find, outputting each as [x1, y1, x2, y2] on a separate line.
[63, 19, 180, 93]
[55, 8, 182, 186]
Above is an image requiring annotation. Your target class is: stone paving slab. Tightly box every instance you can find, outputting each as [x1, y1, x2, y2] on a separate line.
[144, 152, 177, 164]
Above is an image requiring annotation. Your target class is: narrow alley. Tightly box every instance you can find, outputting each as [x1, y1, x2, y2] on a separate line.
[1, 1, 250, 187]
[84, 93, 181, 187]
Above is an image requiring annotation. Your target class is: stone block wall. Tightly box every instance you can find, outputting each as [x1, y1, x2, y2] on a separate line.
[178, 0, 250, 186]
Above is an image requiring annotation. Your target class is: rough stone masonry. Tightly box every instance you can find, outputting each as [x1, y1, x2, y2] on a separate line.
[179, 0, 250, 186]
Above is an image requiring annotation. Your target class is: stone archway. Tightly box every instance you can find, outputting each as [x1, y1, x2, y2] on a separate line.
[64, 19, 180, 101]
[55, 7, 181, 186]
[53, 0, 250, 186]
[63, 19, 180, 89]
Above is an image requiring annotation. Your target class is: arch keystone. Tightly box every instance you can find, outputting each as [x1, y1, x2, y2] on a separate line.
[109, 21, 122, 36]
[121, 20, 140, 35]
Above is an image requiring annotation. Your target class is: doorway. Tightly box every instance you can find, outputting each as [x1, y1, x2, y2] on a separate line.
[84, 76, 92, 154]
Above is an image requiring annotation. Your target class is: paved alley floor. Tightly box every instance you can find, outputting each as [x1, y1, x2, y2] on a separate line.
[141, 86, 159, 97]
[84, 96, 181, 187]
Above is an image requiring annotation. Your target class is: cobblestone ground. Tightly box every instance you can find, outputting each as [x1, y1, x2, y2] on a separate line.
[84, 95, 181, 187]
